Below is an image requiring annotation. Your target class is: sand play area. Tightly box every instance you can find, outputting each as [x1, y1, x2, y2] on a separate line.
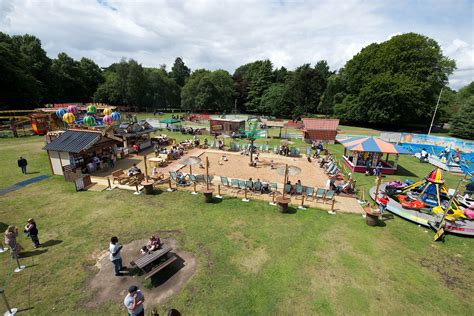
[188, 150, 328, 188]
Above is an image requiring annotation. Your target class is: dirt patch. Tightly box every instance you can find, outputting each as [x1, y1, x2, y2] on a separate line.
[234, 247, 269, 274]
[86, 238, 196, 310]
[419, 255, 472, 292]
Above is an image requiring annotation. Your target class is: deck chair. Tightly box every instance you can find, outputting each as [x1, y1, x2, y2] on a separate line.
[294, 183, 304, 199]
[306, 147, 311, 157]
[284, 183, 293, 195]
[324, 190, 335, 203]
[231, 179, 240, 193]
[189, 174, 198, 183]
[246, 180, 254, 192]
[254, 181, 263, 195]
[315, 188, 326, 202]
[220, 176, 230, 187]
[269, 182, 281, 195]
[273, 145, 278, 154]
[265, 144, 269, 152]
[205, 175, 213, 186]
[238, 179, 246, 193]
[304, 186, 315, 201]
[259, 144, 263, 152]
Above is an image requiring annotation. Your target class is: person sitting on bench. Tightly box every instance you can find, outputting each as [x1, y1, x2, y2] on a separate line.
[176, 171, 187, 184]
[420, 148, 428, 162]
[128, 164, 141, 176]
[146, 235, 162, 252]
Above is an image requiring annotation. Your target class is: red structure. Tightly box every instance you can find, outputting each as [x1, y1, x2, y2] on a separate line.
[301, 118, 339, 144]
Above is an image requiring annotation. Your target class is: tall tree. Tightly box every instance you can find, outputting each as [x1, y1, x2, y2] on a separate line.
[0, 32, 41, 108]
[335, 33, 456, 125]
[260, 84, 294, 117]
[79, 58, 104, 102]
[170, 57, 190, 87]
[51, 52, 87, 102]
[450, 97, 474, 139]
[318, 73, 346, 116]
[145, 68, 180, 109]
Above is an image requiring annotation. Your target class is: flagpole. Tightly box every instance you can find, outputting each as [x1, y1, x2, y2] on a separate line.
[428, 88, 443, 135]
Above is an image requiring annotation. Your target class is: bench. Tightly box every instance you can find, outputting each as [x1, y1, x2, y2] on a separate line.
[112, 169, 126, 184]
[143, 255, 177, 279]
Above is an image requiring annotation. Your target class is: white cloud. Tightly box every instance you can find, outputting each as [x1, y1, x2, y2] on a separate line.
[0, 0, 472, 89]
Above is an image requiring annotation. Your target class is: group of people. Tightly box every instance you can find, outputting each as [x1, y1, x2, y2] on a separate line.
[3, 218, 40, 258]
[245, 178, 271, 194]
[140, 235, 162, 255]
[83, 149, 117, 174]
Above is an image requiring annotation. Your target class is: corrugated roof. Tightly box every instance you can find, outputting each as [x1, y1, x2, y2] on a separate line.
[302, 118, 339, 131]
[43, 130, 102, 153]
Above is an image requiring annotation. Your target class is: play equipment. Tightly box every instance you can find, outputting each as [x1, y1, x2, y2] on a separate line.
[103, 115, 113, 125]
[83, 115, 96, 126]
[103, 108, 113, 116]
[370, 168, 474, 236]
[63, 112, 75, 124]
[67, 105, 78, 114]
[86, 105, 97, 114]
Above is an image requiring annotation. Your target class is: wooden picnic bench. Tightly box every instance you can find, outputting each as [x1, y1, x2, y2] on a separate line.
[130, 244, 177, 280]
[112, 169, 129, 184]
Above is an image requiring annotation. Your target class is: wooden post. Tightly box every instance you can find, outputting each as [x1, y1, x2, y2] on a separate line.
[282, 164, 288, 199]
[374, 173, 382, 206]
[167, 178, 173, 192]
[189, 165, 192, 175]
[205, 156, 210, 190]
[298, 195, 305, 209]
[192, 182, 198, 195]
[272, 192, 275, 203]
[331, 199, 335, 211]
[106, 177, 112, 191]
[218, 184, 221, 196]
[143, 155, 148, 181]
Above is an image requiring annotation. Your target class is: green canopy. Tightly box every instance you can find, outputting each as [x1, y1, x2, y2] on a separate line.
[159, 118, 180, 124]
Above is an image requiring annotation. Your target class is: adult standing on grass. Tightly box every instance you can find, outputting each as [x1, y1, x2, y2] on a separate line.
[4, 225, 23, 258]
[109, 236, 124, 276]
[17, 156, 28, 174]
[124, 285, 145, 316]
[24, 218, 40, 248]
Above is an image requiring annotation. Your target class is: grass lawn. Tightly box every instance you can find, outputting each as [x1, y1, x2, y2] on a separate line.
[1, 136, 473, 315]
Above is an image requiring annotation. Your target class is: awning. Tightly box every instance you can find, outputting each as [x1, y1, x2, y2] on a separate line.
[339, 137, 411, 154]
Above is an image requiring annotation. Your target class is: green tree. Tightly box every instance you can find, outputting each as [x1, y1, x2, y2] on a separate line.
[285, 62, 328, 116]
[318, 74, 346, 116]
[0, 32, 41, 108]
[450, 97, 474, 139]
[79, 58, 104, 102]
[145, 68, 180, 110]
[170, 57, 190, 87]
[51, 52, 87, 102]
[338, 33, 456, 125]
[259, 84, 293, 117]
[181, 69, 234, 112]
[234, 60, 274, 113]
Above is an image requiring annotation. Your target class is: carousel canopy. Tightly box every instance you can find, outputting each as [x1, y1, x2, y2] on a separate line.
[159, 118, 180, 124]
[426, 167, 445, 184]
[339, 137, 410, 154]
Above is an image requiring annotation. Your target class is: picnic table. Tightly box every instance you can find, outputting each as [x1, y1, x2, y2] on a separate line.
[130, 244, 177, 279]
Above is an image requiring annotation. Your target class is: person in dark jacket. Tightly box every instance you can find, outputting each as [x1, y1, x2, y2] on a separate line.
[18, 156, 28, 174]
[24, 218, 40, 248]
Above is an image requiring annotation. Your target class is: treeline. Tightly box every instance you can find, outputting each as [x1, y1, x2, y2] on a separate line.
[1, 31, 473, 139]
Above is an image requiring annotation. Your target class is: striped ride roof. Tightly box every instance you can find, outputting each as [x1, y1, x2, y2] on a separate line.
[339, 137, 410, 154]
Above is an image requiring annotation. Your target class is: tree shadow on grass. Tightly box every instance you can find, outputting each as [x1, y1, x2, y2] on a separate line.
[20, 249, 48, 258]
[395, 165, 418, 177]
[0, 222, 8, 233]
[41, 239, 63, 248]
[149, 254, 185, 288]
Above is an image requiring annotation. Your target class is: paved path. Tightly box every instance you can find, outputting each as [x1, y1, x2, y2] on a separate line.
[0, 175, 49, 196]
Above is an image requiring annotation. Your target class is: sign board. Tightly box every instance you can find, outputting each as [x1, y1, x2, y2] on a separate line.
[75, 177, 85, 191]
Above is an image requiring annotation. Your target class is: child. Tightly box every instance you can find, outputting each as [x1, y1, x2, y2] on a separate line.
[378, 194, 389, 215]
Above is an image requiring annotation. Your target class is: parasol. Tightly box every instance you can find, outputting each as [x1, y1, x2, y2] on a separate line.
[179, 156, 202, 175]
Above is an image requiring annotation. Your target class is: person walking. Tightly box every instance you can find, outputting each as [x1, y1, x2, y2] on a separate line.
[24, 218, 40, 248]
[4, 225, 23, 258]
[124, 285, 145, 316]
[109, 236, 124, 276]
[378, 193, 389, 216]
[17, 156, 28, 174]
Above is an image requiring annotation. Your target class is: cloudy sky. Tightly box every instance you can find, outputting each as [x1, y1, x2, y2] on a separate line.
[1, 0, 472, 89]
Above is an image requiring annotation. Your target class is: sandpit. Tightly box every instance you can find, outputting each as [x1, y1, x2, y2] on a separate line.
[86, 237, 196, 311]
[188, 150, 328, 188]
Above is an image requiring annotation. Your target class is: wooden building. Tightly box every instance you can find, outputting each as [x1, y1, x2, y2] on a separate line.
[209, 118, 246, 135]
[43, 129, 122, 176]
[301, 118, 339, 144]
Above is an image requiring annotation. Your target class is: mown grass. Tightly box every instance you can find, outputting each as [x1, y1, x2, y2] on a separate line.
[1, 136, 473, 315]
